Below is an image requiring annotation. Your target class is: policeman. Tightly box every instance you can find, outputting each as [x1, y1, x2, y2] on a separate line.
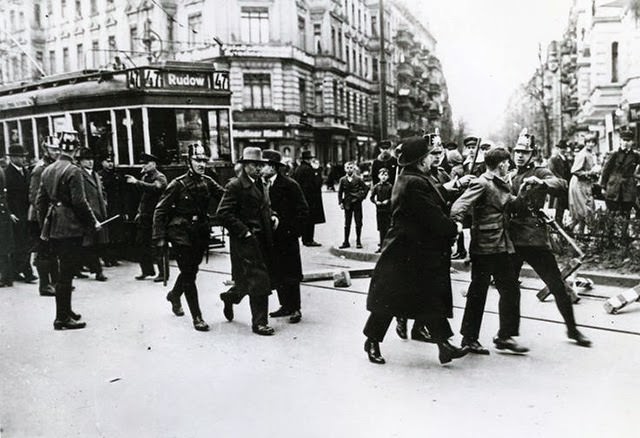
[153, 144, 225, 332]
[36, 131, 97, 330]
[508, 129, 591, 347]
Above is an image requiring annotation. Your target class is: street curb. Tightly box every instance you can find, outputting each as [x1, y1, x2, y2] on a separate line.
[326, 246, 640, 288]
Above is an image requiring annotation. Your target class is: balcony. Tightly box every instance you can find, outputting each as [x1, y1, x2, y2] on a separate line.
[428, 81, 441, 95]
[397, 95, 413, 110]
[412, 62, 425, 78]
[315, 55, 347, 71]
[397, 62, 414, 79]
[427, 56, 441, 71]
[395, 30, 414, 48]
[367, 36, 380, 52]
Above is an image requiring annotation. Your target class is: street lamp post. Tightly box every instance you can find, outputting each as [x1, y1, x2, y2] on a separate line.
[379, 0, 388, 141]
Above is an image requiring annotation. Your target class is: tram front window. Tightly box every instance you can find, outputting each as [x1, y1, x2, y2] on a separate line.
[85, 111, 113, 160]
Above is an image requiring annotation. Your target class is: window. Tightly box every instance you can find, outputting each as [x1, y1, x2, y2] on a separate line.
[242, 74, 271, 108]
[611, 41, 619, 83]
[338, 31, 343, 59]
[90, 0, 97, 15]
[49, 50, 56, 74]
[21, 54, 28, 78]
[36, 51, 43, 73]
[61, 0, 67, 16]
[241, 7, 269, 43]
[10, 11, 15, 31]
[76, 44, 84, 69]
[298, 17, 306, 50]
[19, 11, 25, 30]
[352, 48, 356, 73]
[91, 40, 99, 68]
[85, 111, 113, 158]
[129, 109, 144, 163]
[188, 13, 201, 48]
[314, 23, 322, 54]
[359, 53, 363, 77]
[34, 3, 41, 27]
[346, 91, 351, 120]
[115, 110, 130, 165]
[130, 25, 137, 52]
[20, 119, 35, 157]
[75, 0, 82, 17]
[371, 16, 377, 37]
[63, 47, 70, 71]
[299, 78, 307, 112]
[315, 83, 323, 113]
[345, 42, 349, 70]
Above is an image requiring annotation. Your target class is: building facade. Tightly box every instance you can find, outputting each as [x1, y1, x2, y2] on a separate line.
[0, 0, 452, 164]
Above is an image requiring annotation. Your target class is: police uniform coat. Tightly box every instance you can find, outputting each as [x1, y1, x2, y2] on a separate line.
[0, 168, 15, 256]
[28, 156, 55, 222]
[508, 164, 566, 249]
[268, 173, 309, 286]
[216, 172, 275, 296]
[80, 168, 108, 246]
[600, 149, 640, 204]
[36, 156, 96, 240]
[292, 161, 325, 224]
[152, 171, 225, 247]
[367, 168, 458, 320]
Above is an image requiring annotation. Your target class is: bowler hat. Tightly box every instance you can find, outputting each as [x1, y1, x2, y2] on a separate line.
[619, 126, 634, 141]
[555, 140, 568, 149]
[238, 147, 267, 164]
[395, 136, 431, 167]
[74, 147, 95, 160]
[8, 145, 28, 156]
[262, 149, 285, 166]
[300, 150, 314, 160]
[140, 153, 160, 163]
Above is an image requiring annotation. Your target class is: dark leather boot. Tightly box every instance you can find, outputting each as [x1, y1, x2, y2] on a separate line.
[364, 338, 385, 364]
[395, 317, 408, 340]
[438, 341, 470, 364]
[567, 328, 592, 347]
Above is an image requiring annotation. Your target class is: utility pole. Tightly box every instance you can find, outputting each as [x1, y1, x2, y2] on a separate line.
[379, 0, 388, 140]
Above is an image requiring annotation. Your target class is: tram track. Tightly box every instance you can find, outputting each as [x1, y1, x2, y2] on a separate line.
[195, 265, 640, 338]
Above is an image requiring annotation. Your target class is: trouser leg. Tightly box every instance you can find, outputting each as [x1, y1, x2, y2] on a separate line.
[175, 246, 204, 319]
[422, 316, 454, 343]
[363, 313, 393, 343]
[460, 255, 493, 340]
[517, 246, 576, 330]
[354, 203, 363, 243]
[0, 255, 12, 283]
[250, 295, 269, 327]
[456, 232, 466, 254]
[137, 226, 155, 275]
[344, 208, 353, 243]
[492, 254, 521, 338]
[52, 238, 82, 321]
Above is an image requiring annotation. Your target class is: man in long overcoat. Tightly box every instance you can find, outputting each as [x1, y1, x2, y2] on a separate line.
[599, 126, 640, 216]
[5, 145, 36, 283]
[217, 147, 279, 336]
[262, 150, 309, 324]
[0, 167, 15, 287]
[547, 141, 571, 225]
[292, 150, 325, 246]
[98, 154, 125, 266]
[363, 136, 469, 366]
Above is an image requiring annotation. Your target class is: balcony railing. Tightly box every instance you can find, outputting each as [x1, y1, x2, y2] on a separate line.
[315, 55, 347, 71]
[395, 29, 414, 48]
[397, 62, 414, 78]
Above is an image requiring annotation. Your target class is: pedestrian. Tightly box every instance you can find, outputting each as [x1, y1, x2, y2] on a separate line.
[450, 147, 527, 354]
[363, 136, 469, 366]
[337, 161, 369, 249]
[217, 147, 279, 336]
[37, 133, 97, 330]
[4, 144, 37, 284]
[126, 153, 168, 281]
[508, 129, 591, 348]
[0, 166, 15, 287]
[447, 149, 468, 260]
[463, 136, 486, 177]
[98, 154, 125, 267]
[262, 149, 309, 324]
[28, 137, 60, 296]
[154, 144, 225, 331]
[599, 126, 640, 217]
[371, 140, 398, 185]
[369, 168, 392, 253]
[568, 135, 599, 234]
[291, 150, 325, 247]
[547, 140, 571, 226]
[75, 148, 108, 282]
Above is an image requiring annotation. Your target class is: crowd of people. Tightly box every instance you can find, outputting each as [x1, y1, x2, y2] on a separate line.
[1, 124, 638, 366]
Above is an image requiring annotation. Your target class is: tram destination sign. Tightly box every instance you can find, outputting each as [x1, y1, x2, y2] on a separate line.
[126, 68, 229, 91]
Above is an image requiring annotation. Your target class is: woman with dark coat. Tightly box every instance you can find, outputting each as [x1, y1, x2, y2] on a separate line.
[363, 136, 470, 365]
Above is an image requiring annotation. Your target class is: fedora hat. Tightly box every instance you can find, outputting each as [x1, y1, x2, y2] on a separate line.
[300, 150, 314, 160]
[238, 147, 267, 164]
[8, 144, 28, 157]
[395, 136, 431, 167]
[140, 152, 160, 163]
[74, 147, 95, 160]
[262, 149, 285, 166]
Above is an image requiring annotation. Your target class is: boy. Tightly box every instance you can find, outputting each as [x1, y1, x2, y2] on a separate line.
[369, 167, 392, 253]
[338, 161, 369, 248]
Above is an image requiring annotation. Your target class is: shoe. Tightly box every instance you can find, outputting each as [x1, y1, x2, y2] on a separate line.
[193, 317, 210, 332]
[220, 294, 234, 321]
[269, 307, 294, 318]
[39, 285, 56, 296]
[567, 329, 592, 347]
[375, 248, 381, 253]
[461, 338, 490, 355]
[95, 273, 108, 282]
[411, 326, 436, 344]
[22, 274, 38, 284]
[395, 318, 408, 340]
[111, 261, 120, 267]
[493, 336, 529, 353]
[153, 274, 164, 283]
[69, 311, 82, 321]
[289, 310, 302, 324]
[438, 341, 470, 364]
[75, 272, 89, 279]
[364, 338, 386, 364]
[338, 242, 350, 249]
[103, 261, 113, 268]
[53, 318, 87, 330]
[356, 242, 363, 249]
[135, 273, 152, 280]
[451, 251, 467, 260]
[252, 324, 275, 336]
[304, 241, 322, 247]
[166, 292, 184, 317]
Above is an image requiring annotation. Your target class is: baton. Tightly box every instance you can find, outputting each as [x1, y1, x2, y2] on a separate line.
[96, 214, 121, 228]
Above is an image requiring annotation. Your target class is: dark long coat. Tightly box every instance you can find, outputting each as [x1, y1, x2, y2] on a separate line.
[367, 168, 458, 320]
[5, 163, 31, 254]
[292, 161, 325, 224]
[547, 154, 571, 210]
[600, 149, 640, 203]
[0, 168, 15, 256]
[98, 168, 126, 243]
[269, 173, 309, 286]
[80, 169, 108, 246]
[216, 171, 274, 297]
